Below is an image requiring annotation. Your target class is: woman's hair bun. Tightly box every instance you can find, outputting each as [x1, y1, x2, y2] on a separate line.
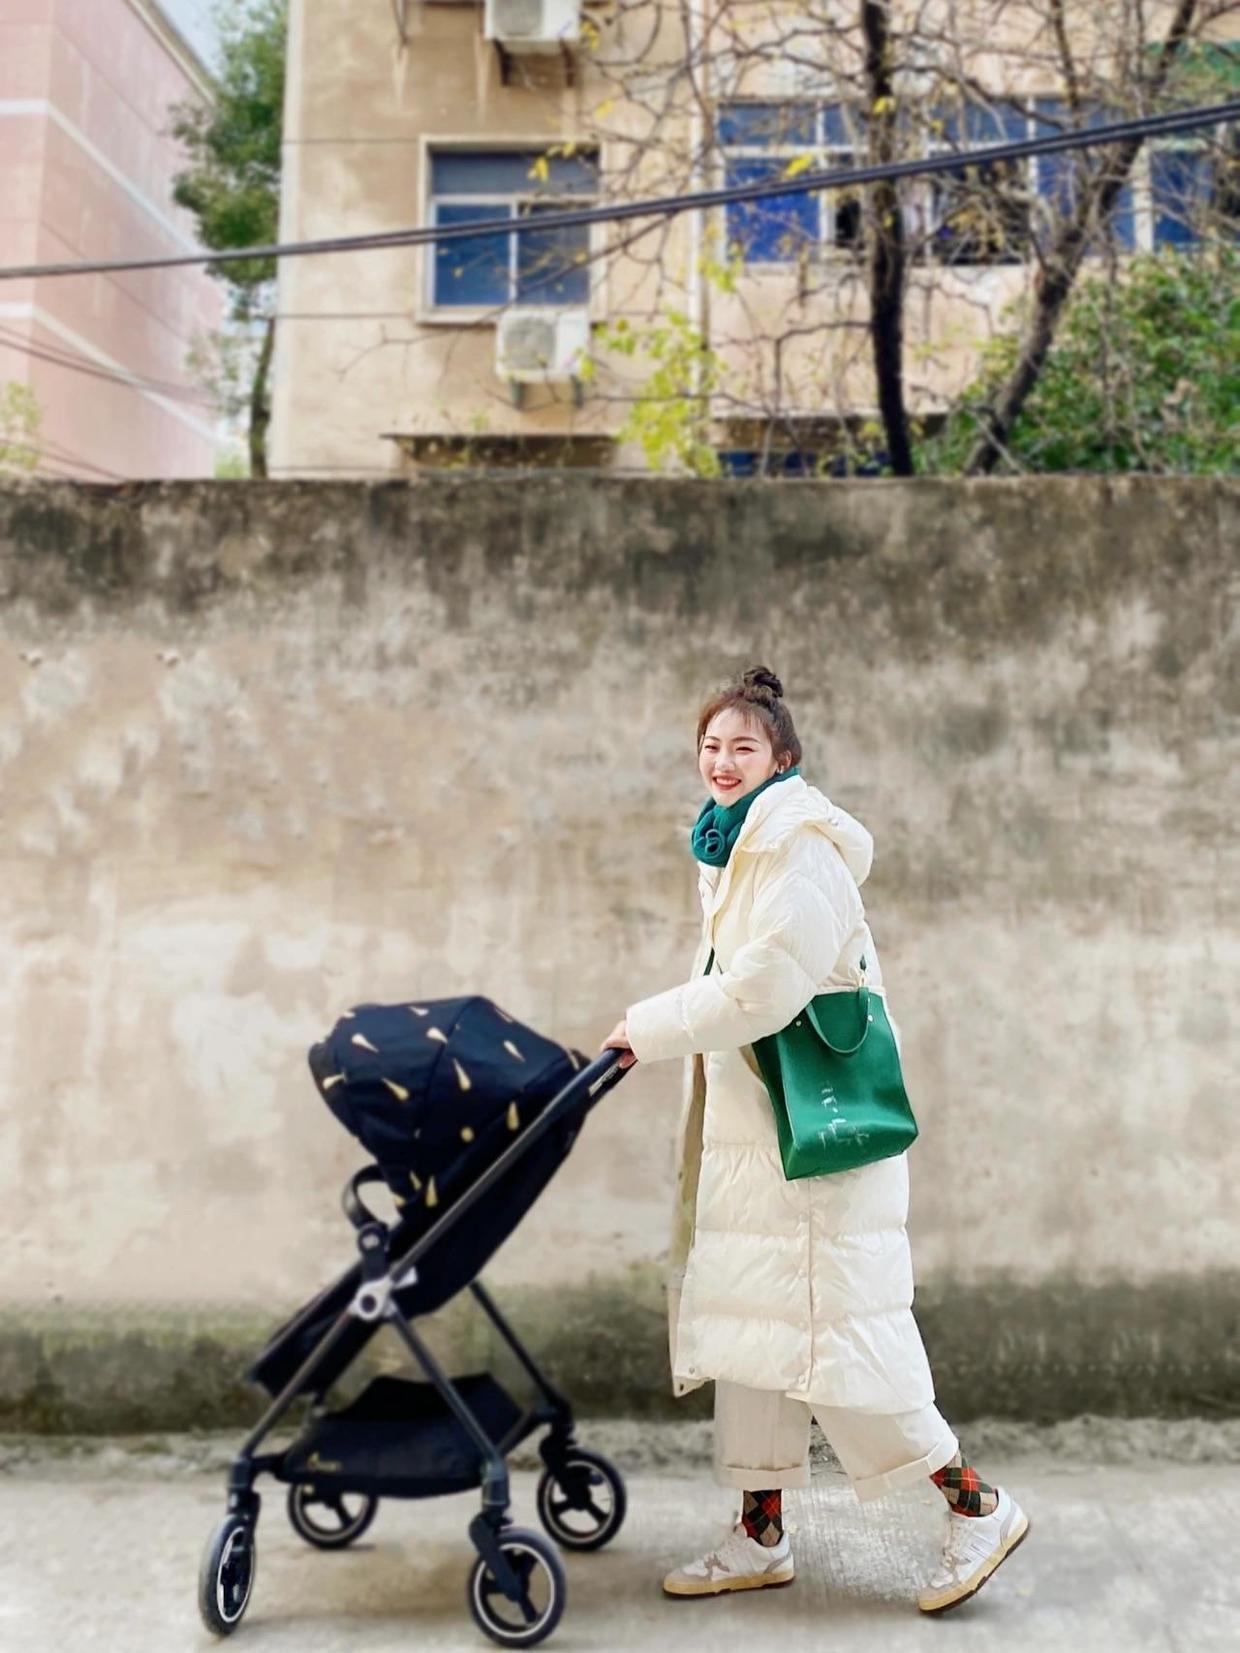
[740, 665, 784, 700]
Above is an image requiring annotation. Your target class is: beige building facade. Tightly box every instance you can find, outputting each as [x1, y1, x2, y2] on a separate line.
[270, 2, 1239, 479]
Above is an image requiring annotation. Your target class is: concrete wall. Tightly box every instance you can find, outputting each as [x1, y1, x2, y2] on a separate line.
[1, 475, 1238, 1428]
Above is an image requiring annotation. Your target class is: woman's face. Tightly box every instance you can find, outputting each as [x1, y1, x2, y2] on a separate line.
[699, 707, 782, 807]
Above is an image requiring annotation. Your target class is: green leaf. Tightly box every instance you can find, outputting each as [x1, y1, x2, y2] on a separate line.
[928, 247, 1240, 477]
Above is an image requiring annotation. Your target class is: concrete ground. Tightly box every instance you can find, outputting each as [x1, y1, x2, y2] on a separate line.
[4, 1425, 1240, 1653]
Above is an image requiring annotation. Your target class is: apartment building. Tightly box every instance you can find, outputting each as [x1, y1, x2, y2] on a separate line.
[0, 0, 220, 480]
[270, 2, 1238, 478]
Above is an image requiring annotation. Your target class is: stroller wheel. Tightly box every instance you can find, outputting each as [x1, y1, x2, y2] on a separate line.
[198, 1514, 256, 1637]
[287, 1483, 378, 1549]
[467, 1528, 566, 1648]
[536, 1449, 627, 1552]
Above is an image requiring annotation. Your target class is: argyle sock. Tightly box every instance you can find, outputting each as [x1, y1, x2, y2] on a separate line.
[931, 1450, 999, 1518]
[741, 1488, 784, 1547]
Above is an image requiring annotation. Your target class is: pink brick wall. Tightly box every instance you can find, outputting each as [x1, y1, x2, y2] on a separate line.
[0, 0, 221, 478]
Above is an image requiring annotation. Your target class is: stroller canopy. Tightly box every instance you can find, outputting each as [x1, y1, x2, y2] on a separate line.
[250, 997, 591, 1399]
[310, 995, 586, 1214]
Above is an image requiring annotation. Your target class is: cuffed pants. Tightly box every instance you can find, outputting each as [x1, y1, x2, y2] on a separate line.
[713, 1380, 960, 1504]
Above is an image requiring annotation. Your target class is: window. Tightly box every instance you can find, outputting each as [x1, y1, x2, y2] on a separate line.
[919, 102, 1031, 265]
[1148, 41, 1240, 247]
[917, 98, 1140, 259]
[1150, 127, 1240, 247]
[719, 92, 1240, 270]
[1151, 142, 1213, 246]
[1031, 99, 1137, 251]
[719, 96, 1140, 269]
[428, 149, 599, 310]
[719, 102, 862, 264]
[716, 444, 889, 479]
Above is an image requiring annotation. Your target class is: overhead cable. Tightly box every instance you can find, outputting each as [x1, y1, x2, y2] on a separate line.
[1, 97, 1236, 283]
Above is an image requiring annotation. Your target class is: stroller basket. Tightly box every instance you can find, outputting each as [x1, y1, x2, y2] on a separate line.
[198, 994, 630, 1649]
[277, 1373, 529, 1499]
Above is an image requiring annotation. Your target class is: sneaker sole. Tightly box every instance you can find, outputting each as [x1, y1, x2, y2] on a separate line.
[917, 1512, 1030, 1614]
[663, 1567, 795, 1598]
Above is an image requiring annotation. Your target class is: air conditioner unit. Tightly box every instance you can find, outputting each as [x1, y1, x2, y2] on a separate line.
[485, 0, 581, 52]
[496, 307, 589, 386]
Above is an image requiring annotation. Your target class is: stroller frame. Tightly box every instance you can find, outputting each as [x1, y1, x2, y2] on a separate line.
[202, 1049, 629, 1645]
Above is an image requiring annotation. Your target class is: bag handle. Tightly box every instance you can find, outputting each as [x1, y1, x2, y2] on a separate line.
[705, 947, 871, 1054]
[805, 954, 870, 1056]
[805, 984, 870, 1055]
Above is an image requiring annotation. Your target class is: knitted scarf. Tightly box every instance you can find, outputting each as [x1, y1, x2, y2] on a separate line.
[690, 767, 800, 867]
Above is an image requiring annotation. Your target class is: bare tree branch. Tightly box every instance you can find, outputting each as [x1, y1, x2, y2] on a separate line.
[963, 0, 1202, 474]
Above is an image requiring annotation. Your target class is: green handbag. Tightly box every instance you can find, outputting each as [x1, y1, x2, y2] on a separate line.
[705, 950, 918, 1179]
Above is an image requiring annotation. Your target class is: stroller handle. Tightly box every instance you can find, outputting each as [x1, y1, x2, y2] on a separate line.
[388, 1045, 632, 1279]
[578, 1048, 631, 1097]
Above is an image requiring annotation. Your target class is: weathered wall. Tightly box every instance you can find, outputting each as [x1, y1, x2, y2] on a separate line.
[1, 475, 1238, 1429]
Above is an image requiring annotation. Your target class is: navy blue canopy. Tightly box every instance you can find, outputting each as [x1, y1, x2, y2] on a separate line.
[310, 995, 586, 1215]
[248, 997, 592, 1399]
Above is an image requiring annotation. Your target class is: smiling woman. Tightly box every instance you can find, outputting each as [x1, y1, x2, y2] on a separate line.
[697, 665, 799, 798]
[603, 663, 1030, 1615]
[689, 671, 800, 865]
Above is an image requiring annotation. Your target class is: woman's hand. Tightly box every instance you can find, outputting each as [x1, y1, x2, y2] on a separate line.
[602, 1019, 638, 1070]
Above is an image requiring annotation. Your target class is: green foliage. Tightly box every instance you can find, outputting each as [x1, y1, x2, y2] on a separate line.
[214, 447, 250, 479]
[172, 3, 286, 474]
[929, 248, 1240, 475]
[0, 381, 41, 474]
[600, 313, 724, 477]
[186, 323, 261, 424]
[170, 0, 286, 313]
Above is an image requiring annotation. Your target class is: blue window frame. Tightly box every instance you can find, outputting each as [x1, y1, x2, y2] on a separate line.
[1151, 147, 1214, 246]
[719, 93, 1236, 268]
[1147, 42, 1240, 246]
[1150, 134, 1239, 248]
[429, 149, 599, 309]
[433, 203, 510, 308]
[1032, 100, 1136, 250]
[719, 102, 862, 264]
[724, 157, 820, 262]
[922, 101, 1032, 264]
[718, 102, 817, 148]
[719, 95, 1144, 268]
[716, 445, 888, 479]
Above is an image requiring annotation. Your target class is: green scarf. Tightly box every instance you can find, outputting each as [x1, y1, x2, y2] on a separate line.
[690, 767, 800, 867]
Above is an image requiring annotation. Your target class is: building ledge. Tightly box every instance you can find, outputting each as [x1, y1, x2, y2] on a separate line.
[381, 432, 617, 470]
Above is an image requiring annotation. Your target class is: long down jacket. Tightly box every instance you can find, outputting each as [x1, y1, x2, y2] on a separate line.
[625, 776, 936, 1415]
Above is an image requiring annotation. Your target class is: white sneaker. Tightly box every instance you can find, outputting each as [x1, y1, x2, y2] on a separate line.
[662, 1525, 795, 1597]
[918, 1487, 1030, 1614]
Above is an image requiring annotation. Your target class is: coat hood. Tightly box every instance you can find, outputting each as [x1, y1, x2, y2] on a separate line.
[733, 775, 874, 886]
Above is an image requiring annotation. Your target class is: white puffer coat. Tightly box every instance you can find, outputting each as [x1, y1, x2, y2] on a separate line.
[626, 776, 936, 1415]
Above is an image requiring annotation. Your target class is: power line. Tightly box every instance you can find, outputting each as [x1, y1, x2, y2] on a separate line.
[0, 325, 215, 406]
[3, 435, 128, 482]
[1, 99, 1237, 284]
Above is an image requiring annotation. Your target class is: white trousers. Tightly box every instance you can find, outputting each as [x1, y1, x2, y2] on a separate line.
[714, 1380, 960, 1504]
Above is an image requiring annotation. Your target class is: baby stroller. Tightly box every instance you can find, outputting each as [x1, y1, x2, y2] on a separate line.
[197, 994, 631, 1647]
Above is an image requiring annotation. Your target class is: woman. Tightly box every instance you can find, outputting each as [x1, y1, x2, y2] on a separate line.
[603, 666, 1028, 1614]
